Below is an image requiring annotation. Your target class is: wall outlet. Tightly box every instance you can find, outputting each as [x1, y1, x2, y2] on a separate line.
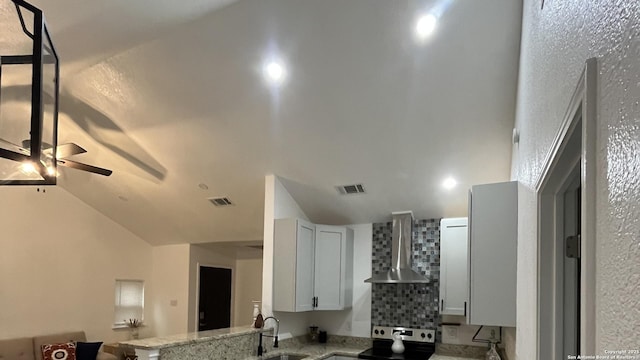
[170, 299, 178, 307]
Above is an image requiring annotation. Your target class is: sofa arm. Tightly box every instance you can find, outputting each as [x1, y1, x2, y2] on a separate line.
[97, 351, 119, 360]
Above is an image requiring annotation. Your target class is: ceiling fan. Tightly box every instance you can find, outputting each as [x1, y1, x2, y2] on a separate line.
[0, 138, 112, 177]
[22, 139, 113, 177]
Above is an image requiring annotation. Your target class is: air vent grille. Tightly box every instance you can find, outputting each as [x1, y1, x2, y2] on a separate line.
[208, 197, 234, 206]
[337, 183, 366, 195]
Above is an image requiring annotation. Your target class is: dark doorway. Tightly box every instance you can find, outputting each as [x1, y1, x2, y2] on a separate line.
[198, 266, 232, 331]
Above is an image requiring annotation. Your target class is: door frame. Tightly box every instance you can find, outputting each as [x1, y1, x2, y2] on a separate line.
[535, 58, 597, 358]
[194, 262, 235, 332]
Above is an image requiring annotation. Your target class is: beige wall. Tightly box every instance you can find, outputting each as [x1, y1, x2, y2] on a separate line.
[233, 254, 263, 327]
[151, 244, 190, 337]
[0, 187, 154, 342]
[513, 0, 640, 357]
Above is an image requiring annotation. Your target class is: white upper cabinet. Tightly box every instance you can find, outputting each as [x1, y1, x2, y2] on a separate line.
[314, 225, 353, 310]
[468, 181, 518, 327]
[273, 218, 315, 312]
[439, 217, 468, 316]
[273, 219, 353, 312]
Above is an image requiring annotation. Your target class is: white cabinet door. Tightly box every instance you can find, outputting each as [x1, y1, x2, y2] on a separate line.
[468, 181, 517, 326]
[274, 219, 353, 312]
[295, 220, 316, 312]
[314, 226, 353, 310]
[273, 218, 315, 312]
[439, 217, 468, 316]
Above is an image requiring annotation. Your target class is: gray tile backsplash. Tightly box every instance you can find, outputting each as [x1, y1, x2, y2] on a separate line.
[371, 219, 440, 331]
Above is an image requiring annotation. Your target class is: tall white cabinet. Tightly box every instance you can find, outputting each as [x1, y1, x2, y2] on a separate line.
[468, 181, 518, 327]
[439, 217, 469, 316]
[273, 219, 353, 312]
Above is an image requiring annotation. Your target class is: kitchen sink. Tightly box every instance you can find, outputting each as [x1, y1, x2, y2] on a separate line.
[262, 354, 309, 360]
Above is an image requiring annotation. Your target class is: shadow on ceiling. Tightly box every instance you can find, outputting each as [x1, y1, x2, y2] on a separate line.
[0, 84, 167, 182]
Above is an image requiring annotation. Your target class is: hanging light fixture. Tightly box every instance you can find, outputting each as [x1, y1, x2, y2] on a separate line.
[0, 0, 59, 185]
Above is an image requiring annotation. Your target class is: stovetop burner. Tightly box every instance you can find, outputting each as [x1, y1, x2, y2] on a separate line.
[358, 326, 436, 360]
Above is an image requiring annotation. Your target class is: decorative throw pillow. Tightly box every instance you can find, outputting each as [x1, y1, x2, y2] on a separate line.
[76, 341, 102, 360]
[42, 342, 77, 360]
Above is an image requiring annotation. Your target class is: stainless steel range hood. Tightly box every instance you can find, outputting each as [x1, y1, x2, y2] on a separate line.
[365, 211, 429, 284]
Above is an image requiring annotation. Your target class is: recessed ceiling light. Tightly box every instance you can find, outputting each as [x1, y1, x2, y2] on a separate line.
[198, 183, 209, 190]
[263, 60, 287, 85]
[415, 14, 438, 41]
[442, 177, 457, 190]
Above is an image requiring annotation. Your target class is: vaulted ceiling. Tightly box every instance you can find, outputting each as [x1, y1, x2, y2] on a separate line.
[0, 0, 522, 246]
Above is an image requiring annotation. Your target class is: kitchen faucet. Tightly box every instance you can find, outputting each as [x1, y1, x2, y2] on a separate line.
[257, 316, 280, 356]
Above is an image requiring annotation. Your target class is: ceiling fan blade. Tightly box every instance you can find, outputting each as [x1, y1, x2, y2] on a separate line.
[56, 143, 87, 158]
[1, 138, 30, 154]
[0, 147, 30, 162]
[22, 140, 87, 158]
[57, 159, 113, 176]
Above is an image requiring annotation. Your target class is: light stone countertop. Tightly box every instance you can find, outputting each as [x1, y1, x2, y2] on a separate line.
[119, 327, 482, 360]
[241, 343, 482, 360]
[241, 342, 367, 360]
[119, 325, 262, 350]
[429, 355, 483, 360]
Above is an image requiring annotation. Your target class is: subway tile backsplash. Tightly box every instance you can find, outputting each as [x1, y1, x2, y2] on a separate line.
[371, 219, 440, 330]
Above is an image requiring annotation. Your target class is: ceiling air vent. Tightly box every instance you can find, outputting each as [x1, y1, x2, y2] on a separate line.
[208, 197, 234, 207]
[337, 183, 366, 195]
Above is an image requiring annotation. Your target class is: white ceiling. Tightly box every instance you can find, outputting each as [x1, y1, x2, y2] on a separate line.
[1, 0, 522, 246]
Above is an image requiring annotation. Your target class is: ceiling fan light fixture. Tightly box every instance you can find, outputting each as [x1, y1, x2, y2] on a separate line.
[20, 161, 37, 175]
[0, 0, 60, 185]
[46, 166, 57, 177]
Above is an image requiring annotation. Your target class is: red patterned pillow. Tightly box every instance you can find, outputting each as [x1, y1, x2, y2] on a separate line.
[42, 342, 77, 360]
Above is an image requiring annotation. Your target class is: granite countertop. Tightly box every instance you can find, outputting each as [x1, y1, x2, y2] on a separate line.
[119, 326, 483, 360]
[429, 355, 483, 360]
[119, 325, 262, 350]
[241, 343, 482, 360]
[241, 343, 365, 360]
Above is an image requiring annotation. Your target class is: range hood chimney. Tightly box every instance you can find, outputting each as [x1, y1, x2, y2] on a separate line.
[364, 211, 429, 284]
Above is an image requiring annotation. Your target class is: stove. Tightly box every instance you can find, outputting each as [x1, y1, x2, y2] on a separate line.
[358, 326, 436, 360]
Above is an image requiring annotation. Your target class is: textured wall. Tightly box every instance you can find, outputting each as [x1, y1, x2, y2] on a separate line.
[513, 0, 640, 357]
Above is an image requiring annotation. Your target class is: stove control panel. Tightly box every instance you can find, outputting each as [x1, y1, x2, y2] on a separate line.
[371, 326, 435, 343]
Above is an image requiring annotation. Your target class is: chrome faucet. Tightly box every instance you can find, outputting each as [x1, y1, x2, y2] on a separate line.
[257, 316, 280, 356]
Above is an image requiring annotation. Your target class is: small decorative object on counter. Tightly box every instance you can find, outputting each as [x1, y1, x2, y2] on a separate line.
[253, 312, 264, 328]
[486, 343, 501, 360]
[308, 325, 319, 342]
[391, 332, 405, 354]
[252, 301, 261, 324]
[318, 330, 327, 343]
[125, 318, 142, 340]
